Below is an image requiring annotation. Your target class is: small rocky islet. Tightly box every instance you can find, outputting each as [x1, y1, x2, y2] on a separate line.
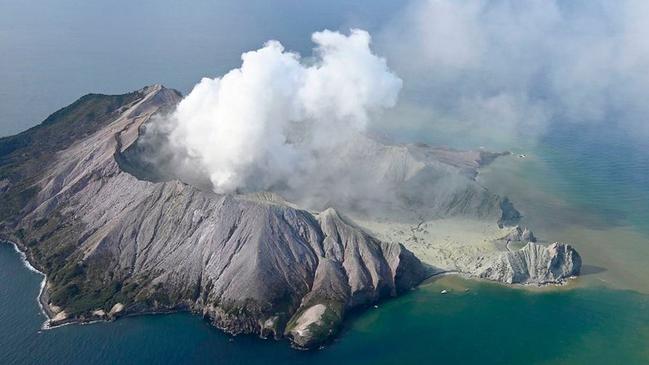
[0, 85, 580, 349]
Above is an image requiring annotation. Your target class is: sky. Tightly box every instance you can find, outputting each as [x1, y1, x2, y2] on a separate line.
[0, 0, 398, 136]
[2, 0, 648, 153]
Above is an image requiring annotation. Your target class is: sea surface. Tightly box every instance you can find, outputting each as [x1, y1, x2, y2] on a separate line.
[2, 243, 649, 365]
[4, 121, 648, 365]
[2, 0, 649, 364]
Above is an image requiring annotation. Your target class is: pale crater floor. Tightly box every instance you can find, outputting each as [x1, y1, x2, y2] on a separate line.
[352, 216, 513, 273]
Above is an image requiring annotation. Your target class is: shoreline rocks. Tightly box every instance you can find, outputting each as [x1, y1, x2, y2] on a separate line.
[471, 242, 582, 285]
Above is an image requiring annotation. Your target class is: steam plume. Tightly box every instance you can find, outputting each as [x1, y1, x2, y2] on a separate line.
[166, 29, 401, 193]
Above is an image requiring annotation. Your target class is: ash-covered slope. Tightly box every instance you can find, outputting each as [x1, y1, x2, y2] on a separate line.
[0, 85, 427, 348]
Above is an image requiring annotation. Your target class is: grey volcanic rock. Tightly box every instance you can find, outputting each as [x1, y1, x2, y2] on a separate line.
[285, 208, 428, 348]
[0, 85, 428, 349]
[501, 225, 537, 243]
[521, 228, 536, 243]
[471, 242, 581, 284]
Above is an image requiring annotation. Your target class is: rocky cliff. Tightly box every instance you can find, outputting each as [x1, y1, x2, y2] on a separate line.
[470, 242, 581, 285]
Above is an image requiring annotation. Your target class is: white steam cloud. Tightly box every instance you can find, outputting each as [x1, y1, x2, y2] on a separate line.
[166, 29, 401, 193]
[141, 0, 649, 210]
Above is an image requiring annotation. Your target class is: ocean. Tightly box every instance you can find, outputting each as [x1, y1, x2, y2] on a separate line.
[2, 242, 648, 365]
[2, 0, 649, 363]
[7, 118, 648, 364]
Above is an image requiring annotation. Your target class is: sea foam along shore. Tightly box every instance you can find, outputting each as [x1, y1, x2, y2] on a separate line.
[2, 240, 53, 329]
[3, 240, 98, 330]
[3, 240, 104, 330]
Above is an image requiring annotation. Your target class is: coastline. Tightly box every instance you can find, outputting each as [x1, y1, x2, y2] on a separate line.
[2, 229, 579, 337]
[1, 239, 54, 328]
[355, 216, 579, 289]
[422, 268, 579, 292]
[1, 240, 211, 330]
[478, 152, 649, 294]
[0, 237, 644, 364]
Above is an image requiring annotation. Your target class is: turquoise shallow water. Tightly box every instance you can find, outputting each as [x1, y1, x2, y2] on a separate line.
[2, 243, 649, 365]
[3, 1, 649, 363]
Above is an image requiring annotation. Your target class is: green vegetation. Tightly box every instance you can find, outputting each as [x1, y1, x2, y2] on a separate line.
[303, 303, 343, 343]
[285, 300, 344, 347]
[50, 278, 125, 315]
[0, 91, 142, 223]
[0, 90, 147, 316]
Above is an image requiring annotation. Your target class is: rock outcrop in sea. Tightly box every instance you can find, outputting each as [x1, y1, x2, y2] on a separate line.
[470, 242, 581, 284]
[501, 225, 537, 243]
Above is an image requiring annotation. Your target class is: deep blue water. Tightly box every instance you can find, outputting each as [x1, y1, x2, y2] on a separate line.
[3, 121, 649, 364]
[2, 0, 649, 363]
[2, 243, 649, 365]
